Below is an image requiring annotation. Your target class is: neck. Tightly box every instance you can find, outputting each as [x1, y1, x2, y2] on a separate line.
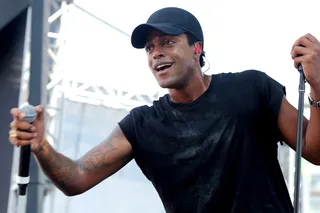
[168, 72, 212, 103]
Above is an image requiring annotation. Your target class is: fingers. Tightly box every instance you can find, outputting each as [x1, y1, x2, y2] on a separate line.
[9, 137, 36, 147]
[9, 127, 37, 146]
[9, 120, 37, 147]
[293, 56, 305, 70]
[34, 105, 44, 120]
[305, 33, 319, 43]
[10, 108, 25, 120]
[291, 45, 309, 58]
[9, 105, 44, 148]
[34, 105, 44, 113]
[10, 119, 34, 132]
[291, 33, 318, 52]
[292, 52, 316, 70]
[291, 46, 311, 69]
[11, 105, 44, 121]
[9, 129, 36, 140]
[9, 127, 37, 147]
[291, 33, 320, 69]
[291, 36, 312, 53]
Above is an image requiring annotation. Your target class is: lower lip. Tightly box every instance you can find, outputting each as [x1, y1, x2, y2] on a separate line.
[156, 64, 173, 76]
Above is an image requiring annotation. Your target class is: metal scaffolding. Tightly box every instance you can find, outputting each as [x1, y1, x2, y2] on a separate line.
[44, 0, 165, 162]
[8, 1, 162, 212]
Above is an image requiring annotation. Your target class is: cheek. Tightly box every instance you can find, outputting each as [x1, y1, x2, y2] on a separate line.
[175, 48, 192, 61]
[177, 52, 192, 67]
[147, 56, 152, 68]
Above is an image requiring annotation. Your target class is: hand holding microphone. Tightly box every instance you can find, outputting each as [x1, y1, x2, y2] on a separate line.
[291, 33, 320, 89]
[8, 104, 45, 195]
[290, 33, 320, 213]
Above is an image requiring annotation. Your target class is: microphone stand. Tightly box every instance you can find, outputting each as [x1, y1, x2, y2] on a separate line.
[293, 64, 306, 213]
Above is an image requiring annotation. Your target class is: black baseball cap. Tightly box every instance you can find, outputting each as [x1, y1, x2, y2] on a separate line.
[131, 7, 204, 49]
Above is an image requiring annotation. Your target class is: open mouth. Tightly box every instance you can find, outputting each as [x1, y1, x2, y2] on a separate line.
[155, 63, 173, 72]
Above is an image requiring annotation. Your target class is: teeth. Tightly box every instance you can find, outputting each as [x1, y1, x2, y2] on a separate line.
[156, 63, 172, 70]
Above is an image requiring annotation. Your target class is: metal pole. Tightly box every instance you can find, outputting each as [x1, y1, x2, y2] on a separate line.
[1, 7, 29, 213]
[293, 65, 306, 213]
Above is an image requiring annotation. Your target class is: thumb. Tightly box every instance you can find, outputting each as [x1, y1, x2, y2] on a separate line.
[34, 105, 45, 120]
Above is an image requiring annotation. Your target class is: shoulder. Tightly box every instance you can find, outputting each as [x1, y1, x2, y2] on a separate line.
[118, 95, 168, 146]
[122, 94, 169, 120]
[213, 70, 286, 105]
[214, 69, 273, 92]
[214, 69, 269, 83]
[123, 105, 154, 124]
[229, 69, 268, 80]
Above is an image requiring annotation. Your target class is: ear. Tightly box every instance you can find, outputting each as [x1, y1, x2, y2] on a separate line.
[193, 42, 203, 59]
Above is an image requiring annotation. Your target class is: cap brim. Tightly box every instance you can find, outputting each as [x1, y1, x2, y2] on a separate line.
[131, 23, 185, 49]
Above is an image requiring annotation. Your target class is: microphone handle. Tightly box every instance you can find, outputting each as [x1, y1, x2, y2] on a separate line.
[18, 145, 31, 195]
[17, 126, 32, 196]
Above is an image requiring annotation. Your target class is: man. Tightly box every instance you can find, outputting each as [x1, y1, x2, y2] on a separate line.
[8, 7, 320, 213]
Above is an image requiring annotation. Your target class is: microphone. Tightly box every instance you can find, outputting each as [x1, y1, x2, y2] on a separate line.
[17, 104, 37, 196]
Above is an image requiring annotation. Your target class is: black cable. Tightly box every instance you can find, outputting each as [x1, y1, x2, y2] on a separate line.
[73, 3, 130, 37]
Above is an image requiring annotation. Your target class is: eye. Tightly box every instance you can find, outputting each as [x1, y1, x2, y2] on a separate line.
[164, 40, 175, 45]
[145, 44, 153, 53]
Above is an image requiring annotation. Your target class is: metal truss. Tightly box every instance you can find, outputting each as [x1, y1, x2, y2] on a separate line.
[7, 1, 68, 213]
[48, 76, 163, 110]
[45, 1, 163, 146]
[45, 0, 73, 150]
[7, 2, 162, 212]
[41, 3, 164, 212]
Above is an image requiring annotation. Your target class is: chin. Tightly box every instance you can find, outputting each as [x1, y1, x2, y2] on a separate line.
[157, 78, 184, 89]
[157, 81, 171, 89]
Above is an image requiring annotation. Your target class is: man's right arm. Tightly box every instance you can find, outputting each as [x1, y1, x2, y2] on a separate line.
[34, 125, 133, 196]
[9, 106, 133, 196]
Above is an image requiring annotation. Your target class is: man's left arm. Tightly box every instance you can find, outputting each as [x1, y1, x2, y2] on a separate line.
[278, 33, 320, 165]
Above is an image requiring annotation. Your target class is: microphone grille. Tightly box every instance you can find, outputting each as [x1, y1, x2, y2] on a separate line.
[19, 104, 37, 123]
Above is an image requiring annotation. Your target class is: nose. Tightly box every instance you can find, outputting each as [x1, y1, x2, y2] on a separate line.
[152, 46, 164, 59]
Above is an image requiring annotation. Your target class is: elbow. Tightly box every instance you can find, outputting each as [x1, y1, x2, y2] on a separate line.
[63, 192, 80, 197]
[304, 155, 320, 166]
[63, 191, 75, 197]
[58, 181, 86, 197]
[62, 188, 84, 197]
[310, 159, 320, 166]
[61, 165, 87, 196]
[312, 157, 320, 166]
[305, 152, 320, 166]
[304, 140, 320, 165]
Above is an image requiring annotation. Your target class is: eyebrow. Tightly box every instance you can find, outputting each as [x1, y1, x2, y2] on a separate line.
[145, 34, 180, 47]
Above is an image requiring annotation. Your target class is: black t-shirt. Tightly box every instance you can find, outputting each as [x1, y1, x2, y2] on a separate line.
[118, 70, 293, 213]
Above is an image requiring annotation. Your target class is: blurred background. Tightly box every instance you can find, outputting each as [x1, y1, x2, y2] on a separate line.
[0, 0, 320, 213]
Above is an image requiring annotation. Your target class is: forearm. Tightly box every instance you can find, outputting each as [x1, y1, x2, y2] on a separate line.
[305, 86, 320, 157]
[33, 138, 83, 196]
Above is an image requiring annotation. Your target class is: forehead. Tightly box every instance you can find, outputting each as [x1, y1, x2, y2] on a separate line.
[146, 29, 185, 43]
[147, 29, 166, 39]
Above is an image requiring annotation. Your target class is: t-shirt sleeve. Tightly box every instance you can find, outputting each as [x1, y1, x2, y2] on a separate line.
[262, 72, 286, 143]
[118, 107, 144, 156]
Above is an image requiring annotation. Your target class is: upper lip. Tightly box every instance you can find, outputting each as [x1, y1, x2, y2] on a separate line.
[153, 62, 173, 70]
